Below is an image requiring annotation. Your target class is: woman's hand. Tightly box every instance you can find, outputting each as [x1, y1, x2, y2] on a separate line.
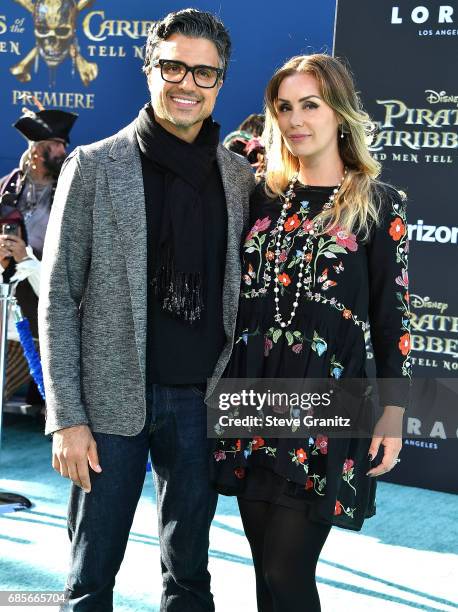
[366, 405, 404, 477]
[0, 234, 28, 263]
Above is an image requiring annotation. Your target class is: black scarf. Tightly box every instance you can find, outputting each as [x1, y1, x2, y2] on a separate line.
[135, 104, 220, 324]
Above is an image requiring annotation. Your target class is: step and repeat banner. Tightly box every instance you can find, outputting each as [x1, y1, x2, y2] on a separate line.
[334, 0, 458, 493]
[0, 0, 336, 177]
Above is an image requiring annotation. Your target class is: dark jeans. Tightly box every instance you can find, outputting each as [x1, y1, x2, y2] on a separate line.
[63, 384, 218, 611]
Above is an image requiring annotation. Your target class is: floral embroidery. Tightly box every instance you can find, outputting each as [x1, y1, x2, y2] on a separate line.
[311, 331, 327, 356]
[277, 272, 291, 286]
[245, 216, 271, 243]
[399, 333, 411, 356]
[263, 327, 328, 357]
[289, 447, 309, 473]
[251, 436, 265, 450]
[330, 355, 344, 379]
[334, 500, 355, 518]
[235, 327, 260, 345]
[284, 213, 301, 232]
[390, 194, 412, 378]
[389, 217, 406, 241]
[310, 434, 328, 455]
[327, 226, 358, 252]
[305, 474, 326, 496]
[342, 458, 356, 494]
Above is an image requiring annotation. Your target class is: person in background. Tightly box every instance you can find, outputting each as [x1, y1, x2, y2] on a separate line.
[0, 105, 78, 256]
[223, 113, 266, 177]
[212, 54, 411, 612]
[0, 106, 76, 407]
[0, 208, 40, 402]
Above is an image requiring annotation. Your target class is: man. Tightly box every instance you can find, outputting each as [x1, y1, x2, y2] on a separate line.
[0, 107, 78, 256]
[39, 8, 254, 612]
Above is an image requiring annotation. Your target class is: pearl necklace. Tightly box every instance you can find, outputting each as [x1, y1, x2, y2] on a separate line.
[273, 171, 347, 328]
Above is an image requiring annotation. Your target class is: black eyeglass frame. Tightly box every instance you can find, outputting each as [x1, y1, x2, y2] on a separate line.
[152, 59, 224, 88]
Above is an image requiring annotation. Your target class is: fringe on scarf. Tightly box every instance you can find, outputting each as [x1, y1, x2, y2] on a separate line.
[152, 246, 203, 325]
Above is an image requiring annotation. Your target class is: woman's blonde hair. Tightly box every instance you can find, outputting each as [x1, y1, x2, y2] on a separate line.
[263, 53, 381, 236]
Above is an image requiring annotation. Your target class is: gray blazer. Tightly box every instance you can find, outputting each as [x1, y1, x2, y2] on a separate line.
[38, 120, 255, 435]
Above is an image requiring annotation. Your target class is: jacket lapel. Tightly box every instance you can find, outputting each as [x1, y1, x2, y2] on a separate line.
[217, 145, 245, 340]
[106, 121, 147, 383]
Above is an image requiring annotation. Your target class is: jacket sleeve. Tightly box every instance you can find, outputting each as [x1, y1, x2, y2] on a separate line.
[38, 147, 93, 434]
[367, 186, 412, 410]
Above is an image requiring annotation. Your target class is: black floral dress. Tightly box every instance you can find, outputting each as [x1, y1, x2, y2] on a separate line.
[211, 181, 412, 531]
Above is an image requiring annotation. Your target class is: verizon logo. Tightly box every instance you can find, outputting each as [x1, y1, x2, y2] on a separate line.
[408, 220, 458, 243]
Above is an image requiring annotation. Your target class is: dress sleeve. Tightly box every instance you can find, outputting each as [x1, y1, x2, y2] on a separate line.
[367, 186, 412, 409]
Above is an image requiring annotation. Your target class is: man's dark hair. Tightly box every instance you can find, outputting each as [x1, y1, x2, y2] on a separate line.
[143, 8, 231, 79]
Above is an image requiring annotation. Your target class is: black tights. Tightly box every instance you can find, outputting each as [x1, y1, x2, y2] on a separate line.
[238, 498, 332, 612]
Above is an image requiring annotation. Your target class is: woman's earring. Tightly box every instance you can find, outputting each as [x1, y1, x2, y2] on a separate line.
[340, 124, 345, 139]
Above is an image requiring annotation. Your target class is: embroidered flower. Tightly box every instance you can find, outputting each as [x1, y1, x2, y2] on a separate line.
[327, 226, 358, 252]
[330, 355, 344, 379]
[234, 467, 246, 479]
[399, 333, 411, 356]
[264, 337, 273, 357]
[334, 501, 342, 516]
[315, 434, 328, 454]
[292, 343, 303, 354]
[214, 450, 226, 462]
[277, 273, 291, 286]
[331, 366, 343, 379]
[302, 219, 314, 233]
[251, 437, 265, 450]
[305, 252, 313, 262]
[305, 478, 314, 490]
[235, 439, 241, 451]
[245, 216, 271, 242]
[389, 217, 406, 241]
[343, 309, 352, 319]
[265, 250, 275, 261]
[343, 458, 354, 473]
[284, 213, 301, 232]
[396, 268, 409, 288]
[278, 250, 287, 263]
[311, 332, 327, 356]
[296, 448, 307, 463]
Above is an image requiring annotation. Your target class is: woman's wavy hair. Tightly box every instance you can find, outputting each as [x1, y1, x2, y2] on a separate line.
[263, 54, 382, 237]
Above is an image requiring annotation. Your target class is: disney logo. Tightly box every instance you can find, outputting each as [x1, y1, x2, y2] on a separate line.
[410, 294, 448, 313]
[425, 90, 458, 107]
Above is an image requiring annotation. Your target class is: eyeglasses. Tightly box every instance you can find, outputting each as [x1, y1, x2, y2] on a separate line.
[152, 59, 223, 89]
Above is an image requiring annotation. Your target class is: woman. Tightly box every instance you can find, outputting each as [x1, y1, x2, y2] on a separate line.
[211, 54, 411, 611]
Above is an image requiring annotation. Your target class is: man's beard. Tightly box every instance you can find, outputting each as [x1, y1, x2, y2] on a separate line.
[42, 149, 66, 178]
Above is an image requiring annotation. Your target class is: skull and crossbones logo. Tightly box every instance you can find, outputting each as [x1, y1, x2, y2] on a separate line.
[10, 0, 98, 86]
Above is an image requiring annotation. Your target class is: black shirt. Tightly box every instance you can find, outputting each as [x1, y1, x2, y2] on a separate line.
[141, 152, 227, 385]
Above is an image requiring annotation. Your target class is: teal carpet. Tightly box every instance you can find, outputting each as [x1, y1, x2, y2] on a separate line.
[1, 418, 457, 611]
